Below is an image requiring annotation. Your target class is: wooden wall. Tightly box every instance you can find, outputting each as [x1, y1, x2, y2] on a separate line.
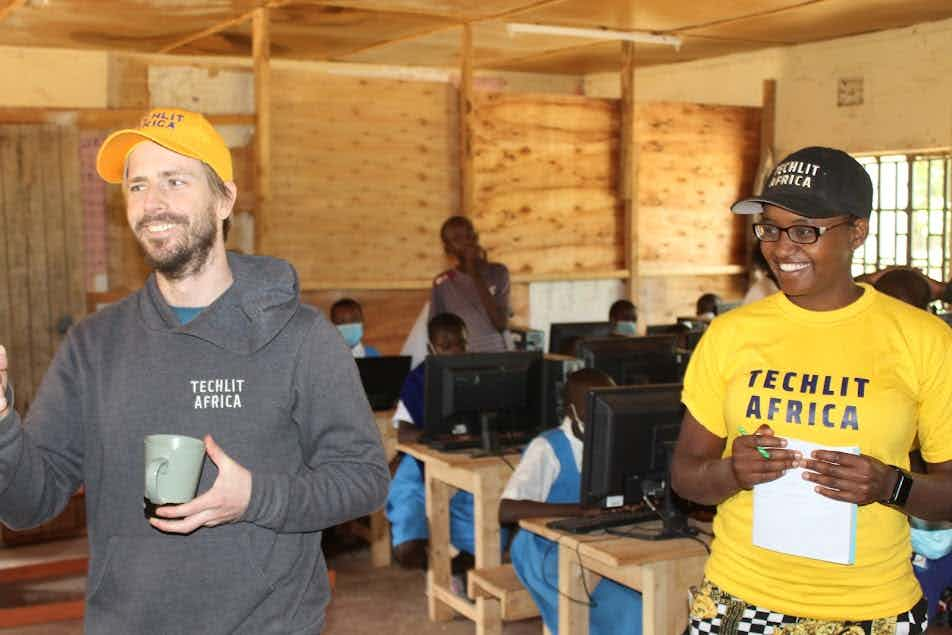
[267, 69, 460, 288]
[471, 92, 622, 277]
[0, 125, 85, 412]
[261, 80, 758, 341]
[469, 93, 759, 325]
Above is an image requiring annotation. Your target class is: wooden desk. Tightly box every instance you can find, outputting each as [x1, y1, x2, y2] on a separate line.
[519, 518, 710, 635]
[397, 442, 519, 625]
[346, 411, 397, 567]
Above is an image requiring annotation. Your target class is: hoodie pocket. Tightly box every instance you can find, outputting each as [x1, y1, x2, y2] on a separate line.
[87, 531, 274, 634]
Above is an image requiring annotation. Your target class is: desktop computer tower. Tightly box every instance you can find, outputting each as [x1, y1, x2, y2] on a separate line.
[541, 354, 585, 429]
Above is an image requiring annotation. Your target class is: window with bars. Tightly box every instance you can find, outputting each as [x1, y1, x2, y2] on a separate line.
[851, 153, 951, 283]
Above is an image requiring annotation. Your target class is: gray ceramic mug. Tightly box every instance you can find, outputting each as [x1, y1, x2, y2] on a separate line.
[144, 434, 206, 518]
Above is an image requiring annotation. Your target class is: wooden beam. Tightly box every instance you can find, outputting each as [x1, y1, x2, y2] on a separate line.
[619, 41, 639, 304]
[0, 108, 254, 129]
[253, 6, 272, 255]
[0, 0, 26, 23]
[458, 23, 474, 217]
[157, 0, 292, 55]
[747, 78, 776, 281]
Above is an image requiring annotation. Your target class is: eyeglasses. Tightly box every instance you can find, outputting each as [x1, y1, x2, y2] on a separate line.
[752, 220, 852, 245]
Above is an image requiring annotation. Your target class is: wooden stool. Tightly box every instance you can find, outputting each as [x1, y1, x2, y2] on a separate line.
[467, 563, 541, 635]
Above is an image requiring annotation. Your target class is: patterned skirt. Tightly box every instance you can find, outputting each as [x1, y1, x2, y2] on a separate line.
[686, 579, 927, 635]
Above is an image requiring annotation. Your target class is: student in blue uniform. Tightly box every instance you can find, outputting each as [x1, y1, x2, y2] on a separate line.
[386, 312, 476, 571]
[330, 297, 381, 358]
[499, 368, 643, 635]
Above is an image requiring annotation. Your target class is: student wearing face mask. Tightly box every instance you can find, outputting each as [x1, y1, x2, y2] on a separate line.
[385, 313, 477, 575]
[499, 368, 644, 635]
[695, 293, 721, 323]
[609, 299, 638, 336]
[330, 298, 381, 358]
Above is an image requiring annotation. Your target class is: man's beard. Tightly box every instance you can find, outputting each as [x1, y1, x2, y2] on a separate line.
[136, 204, 218, 280]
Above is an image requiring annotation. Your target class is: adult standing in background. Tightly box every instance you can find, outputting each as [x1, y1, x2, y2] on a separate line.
[0, 108, 389, 634]
[431, 215, 511, 352]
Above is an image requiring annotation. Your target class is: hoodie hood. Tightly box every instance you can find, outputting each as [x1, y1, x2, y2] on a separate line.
[139, 252, 300, 355]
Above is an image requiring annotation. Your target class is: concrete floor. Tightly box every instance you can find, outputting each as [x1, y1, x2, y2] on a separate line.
[0, 537, 542, 635]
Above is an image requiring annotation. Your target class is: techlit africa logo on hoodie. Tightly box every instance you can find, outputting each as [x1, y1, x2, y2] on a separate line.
[190, 378, 244, 409]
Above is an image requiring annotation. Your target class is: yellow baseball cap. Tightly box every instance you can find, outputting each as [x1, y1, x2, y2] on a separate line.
[96, 107, 233, 184]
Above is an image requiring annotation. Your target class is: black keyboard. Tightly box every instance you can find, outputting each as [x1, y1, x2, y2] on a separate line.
[427, 436, 482, 451]
[547, 509, 659, 534]
[425, 432, 533, 453]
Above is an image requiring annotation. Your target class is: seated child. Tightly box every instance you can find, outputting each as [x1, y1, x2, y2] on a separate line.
[608, 299, 637, 336]
[695, 293, 720, 322]
[386, 312, 476, 570]
[499, 368, 643, 635]
[330, 297, 381, 358]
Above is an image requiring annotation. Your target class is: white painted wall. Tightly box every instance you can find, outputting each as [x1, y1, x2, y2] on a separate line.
[528, 279, 626, 351]
[586, 17, 952, 157]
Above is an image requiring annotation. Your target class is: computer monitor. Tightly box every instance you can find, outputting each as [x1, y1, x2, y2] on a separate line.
[647, 322, 706, 351]
[548, 321, 614, 355]
[423, 352, 544, 453]
[580, 383, 693, 540]
[575, 335, 685, 385]
[355, 356, 412, 411]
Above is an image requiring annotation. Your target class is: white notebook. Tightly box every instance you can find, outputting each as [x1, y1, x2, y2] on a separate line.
[752, 438, 859, 565]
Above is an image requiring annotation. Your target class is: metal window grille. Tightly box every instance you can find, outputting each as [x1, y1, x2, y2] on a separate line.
[852, 153, 951, 283]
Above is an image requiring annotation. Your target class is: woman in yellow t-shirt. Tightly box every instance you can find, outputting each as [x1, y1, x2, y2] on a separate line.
[672, 146, 952, 634]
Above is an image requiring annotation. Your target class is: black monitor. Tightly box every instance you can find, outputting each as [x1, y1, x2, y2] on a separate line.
[548, 321, 614, 355]
[356, 356, 412, 411]
[423, 352, 544, 453]
[580, 383, 693, 540]
[576, 335, 685, 385]
[647, 322, 706, 351]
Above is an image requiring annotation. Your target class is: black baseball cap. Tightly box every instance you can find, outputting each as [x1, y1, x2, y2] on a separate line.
[732, 146, 873, 219]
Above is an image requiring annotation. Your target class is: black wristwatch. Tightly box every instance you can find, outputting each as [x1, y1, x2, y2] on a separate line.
[880, 466, 914, 507]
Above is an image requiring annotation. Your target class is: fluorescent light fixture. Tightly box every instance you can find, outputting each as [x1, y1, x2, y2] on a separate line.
[506, 23, 682, 49]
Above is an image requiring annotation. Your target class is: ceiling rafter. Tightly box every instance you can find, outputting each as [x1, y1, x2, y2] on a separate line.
[157, 0, 294, 55]
[672, 0, 828, 34]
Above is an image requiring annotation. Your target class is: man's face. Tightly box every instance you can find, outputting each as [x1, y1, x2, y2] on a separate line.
[124, 141, 231, 280]
[442, 220, 480, 260]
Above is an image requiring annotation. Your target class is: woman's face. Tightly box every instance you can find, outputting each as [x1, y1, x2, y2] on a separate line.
[758, 205, 868, 310]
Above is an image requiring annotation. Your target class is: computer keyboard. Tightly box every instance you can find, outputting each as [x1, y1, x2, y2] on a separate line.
[425, 432, 534, 453]
[547, 509, 660, 534]
[427, 435, 482, 451]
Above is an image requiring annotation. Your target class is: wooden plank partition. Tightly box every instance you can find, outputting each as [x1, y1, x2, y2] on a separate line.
[0, 125, 86, 412]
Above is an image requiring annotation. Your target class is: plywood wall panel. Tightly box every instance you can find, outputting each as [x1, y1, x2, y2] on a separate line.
[471, 91, 623, 277]
[635, 103, 760, 271]
[268, 69, 458, 288]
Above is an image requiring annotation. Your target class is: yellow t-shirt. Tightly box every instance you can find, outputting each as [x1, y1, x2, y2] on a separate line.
[681, 284, 952, 620]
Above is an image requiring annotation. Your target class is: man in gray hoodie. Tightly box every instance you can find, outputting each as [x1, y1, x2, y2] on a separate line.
[0, 107, 389, 633]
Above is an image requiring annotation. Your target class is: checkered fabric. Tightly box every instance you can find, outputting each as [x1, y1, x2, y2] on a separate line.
[686, 580, 927, 635]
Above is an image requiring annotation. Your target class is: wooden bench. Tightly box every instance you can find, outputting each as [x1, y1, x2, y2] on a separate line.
[467, 563, 550, 635]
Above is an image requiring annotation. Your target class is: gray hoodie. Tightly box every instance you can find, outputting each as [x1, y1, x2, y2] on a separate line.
[0, 252, 389, 633]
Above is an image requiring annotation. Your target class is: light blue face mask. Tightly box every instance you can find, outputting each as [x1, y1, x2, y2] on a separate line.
[337, 322, 363, 348]
[613, 320, 637, 336]
[911, 523, 952, 560]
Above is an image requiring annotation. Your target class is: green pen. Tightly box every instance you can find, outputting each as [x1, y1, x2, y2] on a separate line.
[738, 425, 771, 459]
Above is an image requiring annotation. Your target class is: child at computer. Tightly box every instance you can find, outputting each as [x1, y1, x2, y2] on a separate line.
[330, 297, 381, 358]
[608, 299, 637, 336]
[499, 368, 643, 635]
[386, 312, 475, 571]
